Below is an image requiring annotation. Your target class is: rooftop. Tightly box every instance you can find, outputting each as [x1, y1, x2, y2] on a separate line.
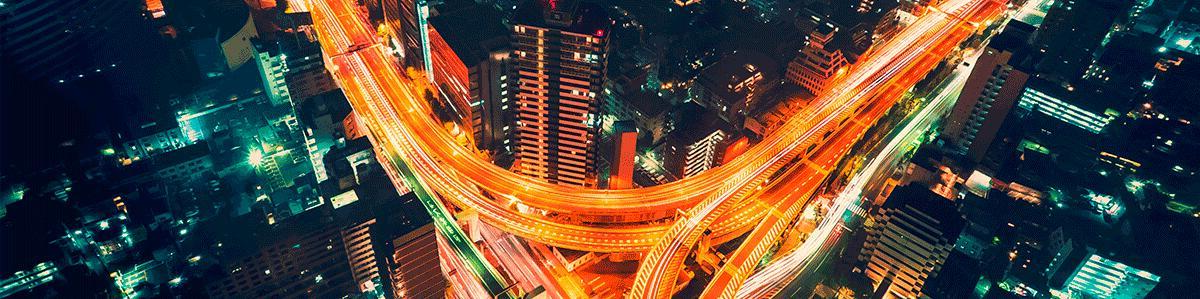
[514, 0, 611, 36]
[670, 102, 734, 145]
[429, 3, 509, 66]
[883, 184, 967, 239]
[696, 51, 780, 105]
[166, 0, 252, 41]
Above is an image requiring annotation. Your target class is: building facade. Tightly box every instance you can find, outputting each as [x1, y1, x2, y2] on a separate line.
[428, 5, 511, 153]
[943, 26, 1034, 163]
[662, 103, 733, 179]
[787, 22, 849, 96]
[609, 121, 638, 189]
[692, 51, 779, 125]
[859, 185, 966, 299]
[387, 224, 446, 298]
[508, 0, 611, 186]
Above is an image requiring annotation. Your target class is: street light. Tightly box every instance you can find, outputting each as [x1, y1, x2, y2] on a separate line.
[249, 149, 264, 166]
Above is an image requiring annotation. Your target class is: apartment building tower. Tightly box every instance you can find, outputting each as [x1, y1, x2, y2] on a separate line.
[859, 185, 966, 299]
[787, 22, 850, 96]
[508, 0, 611, 186]
[943, 23, 1036, 163]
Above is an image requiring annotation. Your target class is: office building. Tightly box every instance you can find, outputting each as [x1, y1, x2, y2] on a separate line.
[428, 4, 511, 152]
[253, 39, 294, 106]
[943, 23, 1035, 163]
[609, 121, 638, 189]
[281, 42, 339, 103]
[508, 0, 611, 186]
[166, 0, 260, 77]
[1, 0, 190, 103]
[0, 262, 59, 298]
[378, 0, 427, 69]
[602, 84, 671, 143]
[1063, 253, 1160, 299]
[115, 120, 195, 162]
[0, 0, 158, 83]
[859, 185, 966, 299]
[1082, 33, 1163, 91]
[387, 224, 446, 298]
[600, 47, 671, 143]
[200, 216, 365, 298]
[787, 22, 850, 96]
[1016, 80, 1116, 135]
[692, 51, 780, 124]
[1160, 0, 1200, 55]
[251, 37, 338, 106]
[663, 103, 734, 179]
[1033, 0, 1127, 81]
[197, 177, 429, 298]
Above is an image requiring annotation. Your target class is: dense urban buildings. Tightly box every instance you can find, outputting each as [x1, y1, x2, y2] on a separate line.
[858, 185, 966, 299]
[2, 0, 1197, 298]
[942, 22, 1035, 163]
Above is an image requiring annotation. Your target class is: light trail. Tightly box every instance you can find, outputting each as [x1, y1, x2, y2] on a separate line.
[734, 7, 1006, 296]
[627, 0, 1004, 297]
[310, 0, 1003, 296]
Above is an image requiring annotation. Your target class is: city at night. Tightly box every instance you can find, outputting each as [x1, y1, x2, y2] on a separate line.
[2, 0, 1198, 298]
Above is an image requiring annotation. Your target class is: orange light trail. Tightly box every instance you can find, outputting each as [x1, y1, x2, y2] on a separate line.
[308, 0, 1005, 296]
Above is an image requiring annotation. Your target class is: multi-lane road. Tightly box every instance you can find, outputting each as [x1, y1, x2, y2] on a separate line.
[628, 0, 1004, 297]
[309, 0, 1004, 296]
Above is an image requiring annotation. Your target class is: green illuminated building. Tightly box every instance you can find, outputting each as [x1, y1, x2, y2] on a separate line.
[1062, 253, 1159, 299]
[1016, 88, 1114, 134]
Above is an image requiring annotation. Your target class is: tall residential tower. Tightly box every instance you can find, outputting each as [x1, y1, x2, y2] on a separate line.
[508, 0, 611, 186]
[943, 23, 1035, 163]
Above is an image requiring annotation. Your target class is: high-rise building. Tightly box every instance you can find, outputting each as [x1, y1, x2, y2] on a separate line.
[692, 51, 780, 125]
[1033, 0, 1128, 82]
[387, 224, 446, 298]
[428, 4, 511, 152]
[200, 215, 372, 298]
[508, 0, 611, 186]
[859, 184, 966, 299]
[0, 0, 155, 82]
[253, 39, 294, 106]
[609, 121, 637, 189]
[943, 23, 1035, 163]
[195, 176, 431, 298]
[1, 0, 190, 102]
[1158, 0, 1200, 55]
[1062, 253, 1160, 299]
[380, 0, 428, 70]
[166, 0, 260, 78]
[662, 103, 734, 179]
[787, 22, 849, 96]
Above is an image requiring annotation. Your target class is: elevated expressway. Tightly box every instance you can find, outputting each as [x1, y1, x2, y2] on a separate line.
[691, 1, 1005, 298]
[310, 0, 1003, 296]
[628, 0, 1004, 297]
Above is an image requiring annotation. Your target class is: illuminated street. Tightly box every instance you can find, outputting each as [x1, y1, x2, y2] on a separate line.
[4, 0, 1196, 297]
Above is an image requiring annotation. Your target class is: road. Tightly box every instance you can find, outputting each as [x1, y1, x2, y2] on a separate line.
[627, 0, 1005, 297]
[733, 29, 996, 298]
[308, 0, 1004, 296]
[312, 0, 992, 255]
